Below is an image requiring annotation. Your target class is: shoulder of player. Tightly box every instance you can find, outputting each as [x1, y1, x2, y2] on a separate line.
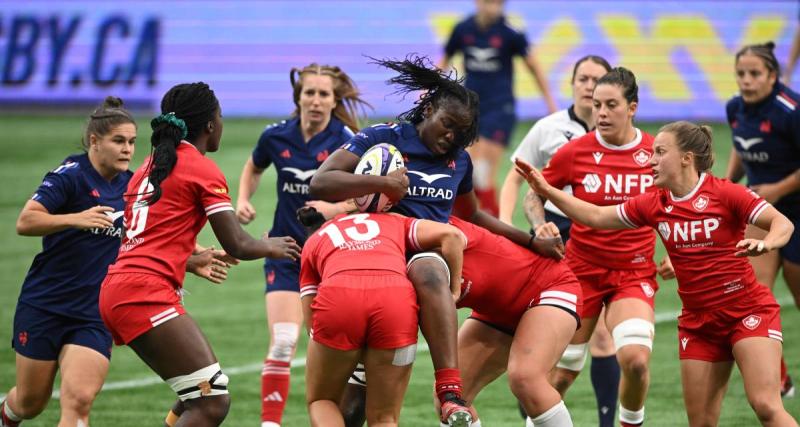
[259, 118, 297, 142]
[771, 84, 800, 117]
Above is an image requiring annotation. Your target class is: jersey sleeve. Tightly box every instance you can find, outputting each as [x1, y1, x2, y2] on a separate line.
[722, 180, 770, 224]
[31, 165, 77, 213]
[510, 26, 530, 57]
[510, 122, 544, 166]
[540, 141, 573, 189]
[251, 128, 274, 170]
[457, 155, 474, 195]
[444, 22, 463, 57]
[616, 192, 657, 229]
[340, 125, 382, 158]
[194, 160, 234, 217]
[403, 216, 423, 252]
[299, 239, 321, 297]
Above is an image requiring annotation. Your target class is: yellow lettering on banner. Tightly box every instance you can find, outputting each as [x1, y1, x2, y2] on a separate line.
[513, 17, 583, 99]
[600, 14, 785, 101]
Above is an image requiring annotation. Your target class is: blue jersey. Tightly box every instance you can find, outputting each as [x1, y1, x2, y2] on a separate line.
[444, 15, 529, 109]
[252, 116, 355, 244]
[726, 82, 800, 214]
[19, 154, 130, 321]
[342, 123, 473, 223]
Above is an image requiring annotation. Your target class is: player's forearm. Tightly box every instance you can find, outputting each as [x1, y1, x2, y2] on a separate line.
[309, 171, 395, 202]
[763, 213, 795, 251]
[725, 150, 745, 182]
[542, 187, 621, 230]
[522, 189, 546, 229]
[439, 233, 465, 301]
[498, 171, 523, 224]
[16, 210, 74, 236]
[470, 209, 532, 248]
[237, 161, 263, 202]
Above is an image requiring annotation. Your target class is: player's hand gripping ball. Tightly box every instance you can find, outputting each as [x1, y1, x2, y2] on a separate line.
[353, 143, 405, 212]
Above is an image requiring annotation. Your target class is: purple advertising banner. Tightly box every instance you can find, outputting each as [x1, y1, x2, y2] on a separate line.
[0, 1, 797, 120]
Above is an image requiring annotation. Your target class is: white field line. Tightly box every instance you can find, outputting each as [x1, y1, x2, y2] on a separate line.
[4, 297, 793, 400]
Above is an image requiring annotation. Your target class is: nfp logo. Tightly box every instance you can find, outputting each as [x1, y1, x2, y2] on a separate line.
[581, 173, 653, 194]
[659, 218, 720, 242]
[582, 173, 601, 193]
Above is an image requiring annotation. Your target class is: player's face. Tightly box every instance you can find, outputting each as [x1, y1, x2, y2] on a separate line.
[206, 108, 224, 153]
[651, 131, 684, 187]
[593, 84, 636, 143]
[735, 54, 777, 104]
[572, 60, 608, 112]
[90, 123, 136, 175]
[299, 74, 336, 128]
[418, 105, 468, 157]
[476, 0, 504, 22]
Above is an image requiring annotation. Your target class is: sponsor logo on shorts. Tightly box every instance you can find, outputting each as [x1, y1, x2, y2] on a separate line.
[267, 270, 276, 285]
[680, 336, 689, 351]
[640, 282, 655, 298]
[18, 331, 28, 346]
[743, 314, 762, 330]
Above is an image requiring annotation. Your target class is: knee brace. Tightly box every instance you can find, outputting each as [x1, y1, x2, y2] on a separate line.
[407, 252, 451, 286]
[556, 343, 588, 372]
[612, 318, 654, 351]
[268, 322, 299, 362]
[166, 363, 229, 401]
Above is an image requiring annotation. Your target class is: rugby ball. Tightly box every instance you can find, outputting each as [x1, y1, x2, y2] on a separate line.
[353, 143, 404, 213]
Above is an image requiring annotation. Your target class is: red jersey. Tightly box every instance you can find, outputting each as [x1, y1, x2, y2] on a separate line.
[617, 173, 770, 310]
[449, 217, 573, 313]
[108, 142, 234, 288]
[542, 129, 657, 269]
[299, 213, 421, 292]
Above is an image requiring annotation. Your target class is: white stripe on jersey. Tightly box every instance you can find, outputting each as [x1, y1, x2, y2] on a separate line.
[206, 202, 234, 216]
[408, 219, 421, 251]
[616, 204, 639, 229]
[300, 285, 318, 297]
[777, 95, 796, 111]
[748, 200, 769, 224]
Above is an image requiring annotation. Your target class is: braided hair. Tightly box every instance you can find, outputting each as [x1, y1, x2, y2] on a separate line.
[372, 55, 480, 154]
[146, 82, 219, 204]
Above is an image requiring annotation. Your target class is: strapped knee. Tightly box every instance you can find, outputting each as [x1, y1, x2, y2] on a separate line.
[268, 322, 299, 362]
[348, 362, 366, 386]
[407, 252, 450, 287]
[166, 363, 229, 401]
[612, 318, 654, 351]
[556, 343, 588, 371]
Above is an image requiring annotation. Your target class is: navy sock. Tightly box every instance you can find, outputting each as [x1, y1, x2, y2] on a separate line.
[591, 355, 620, 427]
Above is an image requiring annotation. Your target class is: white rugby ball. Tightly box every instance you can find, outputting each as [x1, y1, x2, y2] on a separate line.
[353, 143, 404, 213]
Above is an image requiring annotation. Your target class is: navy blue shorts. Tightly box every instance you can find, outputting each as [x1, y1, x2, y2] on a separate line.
[12, 303, 112, 360]
[478, 102, 516, 147]
[780, 211, 800, 264]
[544, 210, 572, 243]
[264, 258, 301, 293]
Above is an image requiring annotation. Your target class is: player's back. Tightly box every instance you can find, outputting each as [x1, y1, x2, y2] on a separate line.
[301, 213, 420, 283]
[450, 217, 567, 312]
[108, 142, 234, 288]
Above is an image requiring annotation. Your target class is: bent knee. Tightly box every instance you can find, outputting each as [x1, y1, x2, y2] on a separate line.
[59, 387, 99, 415]
[618, 351, 650, 378]
[12, 391, 50, 418]
[194, 395, 230, 424]
[749, 396, 783, 422]
[508, 368, 548, 396]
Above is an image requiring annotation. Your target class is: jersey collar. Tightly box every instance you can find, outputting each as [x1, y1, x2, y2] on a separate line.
[596, 128, 642, 151]
[669, 173, 707, 202]
[567, 105, 590, 133]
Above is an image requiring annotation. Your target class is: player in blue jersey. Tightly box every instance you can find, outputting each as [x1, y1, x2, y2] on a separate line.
[438, 0, 557, 217]
[234, 63, 370, 427]
[310, 55, 563, 427]
[725, 42, 800, 398]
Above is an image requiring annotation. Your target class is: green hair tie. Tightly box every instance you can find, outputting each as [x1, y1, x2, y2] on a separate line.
[150, 112, 188, 139]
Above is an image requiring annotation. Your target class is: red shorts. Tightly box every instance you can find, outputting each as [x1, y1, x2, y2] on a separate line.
[99, 273, 186, 345]
[310, 272, 418, 351]
[567, 256, 657, 319]
[678, 284, 782, 362]
[470, 269, 583, 335]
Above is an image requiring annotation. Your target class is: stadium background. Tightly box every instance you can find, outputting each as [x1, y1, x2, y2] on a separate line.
[1, 0, 799, 425]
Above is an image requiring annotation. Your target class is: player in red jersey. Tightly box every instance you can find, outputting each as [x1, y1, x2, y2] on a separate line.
[98, 83, 301, 427]
[429, 217, 581, 427]
[525, 67, 662, 427]
[517, 121, 797, 426]
[297, 208, 465, 427]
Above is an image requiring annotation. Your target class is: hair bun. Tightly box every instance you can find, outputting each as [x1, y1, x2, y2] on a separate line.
[102, 96, 124, 109]
[764, 41, 776, 51]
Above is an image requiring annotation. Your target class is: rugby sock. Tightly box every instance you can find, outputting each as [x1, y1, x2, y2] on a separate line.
[474, 188, 499, 217]
[619, 404, 644, 426]
[434, 368, 464, 402]
[529, 400, 573, 426]
[261, 358, 291, 425]
[0, 400, 21, 427]
[590, 355, 620, 427]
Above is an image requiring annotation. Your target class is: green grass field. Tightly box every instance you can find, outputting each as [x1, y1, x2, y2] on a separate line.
[0, 116, 798, 426]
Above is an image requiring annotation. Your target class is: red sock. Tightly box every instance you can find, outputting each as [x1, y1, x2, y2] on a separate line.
[781, 357, 789, 382]
[474, 187, 499, 217]
[434, 368, 463, 402]
[621, 422, 643, 427]
[261, 359, 291, 424]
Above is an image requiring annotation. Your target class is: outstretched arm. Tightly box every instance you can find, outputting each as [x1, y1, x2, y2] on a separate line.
[515, 158, 626, 230]
[207, 211, 300, 261]
[16, 200, 113, 236]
